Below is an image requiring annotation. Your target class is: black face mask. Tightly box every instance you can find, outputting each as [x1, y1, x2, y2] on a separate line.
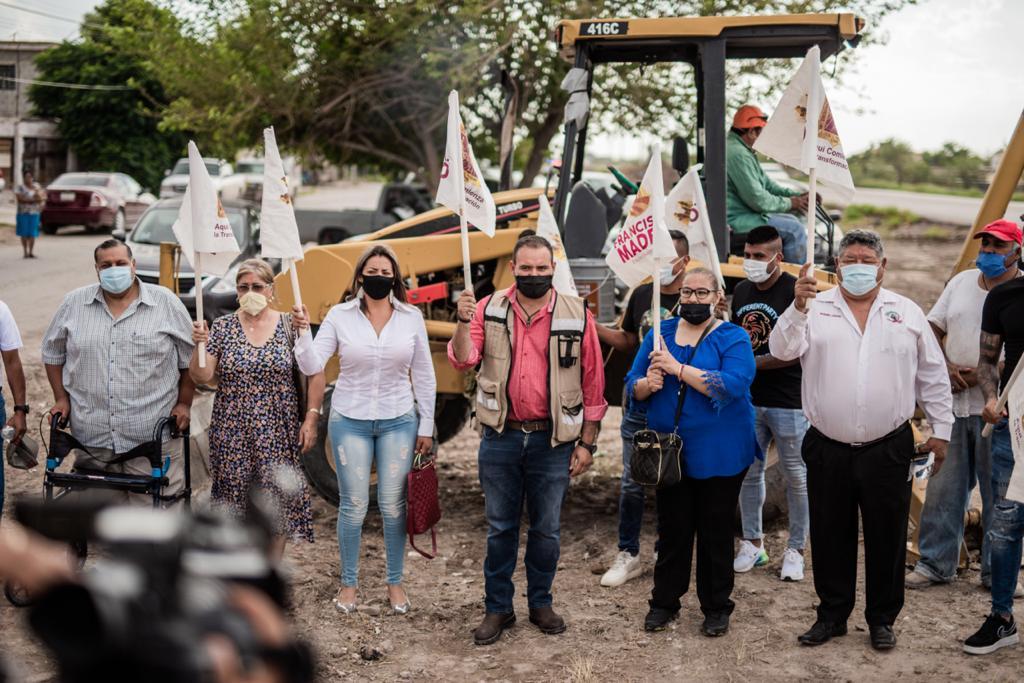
[678, 303, 712, 325]
[515, 274, 553, 299]
[361, 275, 394, 300]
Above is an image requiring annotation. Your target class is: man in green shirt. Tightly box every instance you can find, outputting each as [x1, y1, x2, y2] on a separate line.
[726, 105, 811, 264]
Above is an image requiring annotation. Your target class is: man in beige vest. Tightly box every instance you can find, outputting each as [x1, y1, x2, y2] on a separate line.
[449, 234, 607, 646]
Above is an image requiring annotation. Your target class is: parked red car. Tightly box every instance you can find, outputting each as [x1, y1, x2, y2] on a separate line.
[41, 172, 154, 236]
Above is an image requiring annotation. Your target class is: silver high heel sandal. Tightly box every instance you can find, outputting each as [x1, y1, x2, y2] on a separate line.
[389, 588, 411, 615]
[333, 590, 357, 614]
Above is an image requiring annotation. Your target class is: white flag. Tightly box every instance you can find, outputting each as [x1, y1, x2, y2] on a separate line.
[604, 148, 676, 288]
[435, 90, 496, 236]
[171, 141, 240, 276]
[535, 195, 578, 296]
[665, 168, 724, 288]
[260, 126, 304, 266]
[1003, 374, 1024, 503]
[753, 45, 855, 202]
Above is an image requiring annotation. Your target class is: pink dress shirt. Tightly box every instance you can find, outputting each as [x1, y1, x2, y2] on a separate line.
[447, 286, 608, 423]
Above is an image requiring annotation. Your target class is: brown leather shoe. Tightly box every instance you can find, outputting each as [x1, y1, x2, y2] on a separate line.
[528, 606, 566, 634]
[473, 612, 516, 646]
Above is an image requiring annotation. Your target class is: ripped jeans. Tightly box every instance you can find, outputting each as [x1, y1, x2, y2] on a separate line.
[988, 420, 1023, 616]
[329, 409, 419, 586]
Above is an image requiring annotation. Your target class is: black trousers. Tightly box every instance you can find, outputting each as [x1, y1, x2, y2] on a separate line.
[803, 424, 914, 627]
[650, 468, 747, 616]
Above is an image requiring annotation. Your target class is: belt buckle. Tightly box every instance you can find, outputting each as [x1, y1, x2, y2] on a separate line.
[850, 441, 864, 448]
[520, 421, 535, 434]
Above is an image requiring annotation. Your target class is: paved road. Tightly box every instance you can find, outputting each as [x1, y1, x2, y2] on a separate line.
[819, 186, 1024, 227]
[0, 229, 98, 344]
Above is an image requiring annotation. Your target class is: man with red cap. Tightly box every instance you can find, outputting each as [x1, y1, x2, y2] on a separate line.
[964, 219, 1024, 655]
[726, 104, 811, 263]
[907, 219, 1022, 599]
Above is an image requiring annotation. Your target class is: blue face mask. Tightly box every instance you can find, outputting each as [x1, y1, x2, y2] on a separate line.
[839, 264, 879, 296]
[976, 251, 1010, 278]
[99, 265, 134, 294]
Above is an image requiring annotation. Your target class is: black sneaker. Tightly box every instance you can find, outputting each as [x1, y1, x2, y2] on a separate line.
[644, 606, 678, 632]
[701, 611, 730, 637]
[964, 614, 1019, 655]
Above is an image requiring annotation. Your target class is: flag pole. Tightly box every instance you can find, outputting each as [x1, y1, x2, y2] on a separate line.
[806, 167, 817, 275]
[460, 211, 473, 290]
[194, 251, 206, 368]
[651, 273, 662, 352]
[982, 359, 1024, 438]
[287, 258, 307, 336]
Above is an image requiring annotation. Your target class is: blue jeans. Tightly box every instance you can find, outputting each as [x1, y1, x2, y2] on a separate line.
[328, 409, 418, 586]
[765, 213, 809, 264]
[478, 426, 573, 613]
[989, 420, 1023, 615]
[739, 407, 809, 550]
[915, 415, 993, 583]
[618, 410, 650, 556]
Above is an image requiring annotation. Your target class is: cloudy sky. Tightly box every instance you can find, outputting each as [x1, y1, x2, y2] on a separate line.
[3, 0, 1021, 156]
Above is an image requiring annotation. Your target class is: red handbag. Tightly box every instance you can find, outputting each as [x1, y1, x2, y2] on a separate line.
[407, 453, 442, 559]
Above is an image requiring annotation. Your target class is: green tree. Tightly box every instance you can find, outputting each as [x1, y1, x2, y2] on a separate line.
[924, 142, 987, 189]
[29, 0, 188, 191]
[873, 138, 917, 186]
[145, 0, 919, 188]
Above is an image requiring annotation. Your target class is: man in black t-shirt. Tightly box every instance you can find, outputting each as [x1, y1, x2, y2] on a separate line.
[965, 220, 1024, 656]
[730, 225, 809, 583]
[595, 230, 689, 588]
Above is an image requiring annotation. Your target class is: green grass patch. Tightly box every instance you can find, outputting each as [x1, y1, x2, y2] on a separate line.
[921, 226, 954, 241]
[843, 203, 922, 229]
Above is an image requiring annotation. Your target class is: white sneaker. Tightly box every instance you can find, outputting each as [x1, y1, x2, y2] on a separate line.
[780, 548, 805, 582]
[600, 550, 643, 587]
[733, 540, 769, 573]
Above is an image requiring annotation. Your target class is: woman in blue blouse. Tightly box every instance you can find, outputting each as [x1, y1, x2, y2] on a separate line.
[627, 267, 761, 637]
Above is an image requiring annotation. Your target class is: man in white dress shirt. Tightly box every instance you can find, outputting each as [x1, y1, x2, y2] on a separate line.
[769, 229, 953, 651]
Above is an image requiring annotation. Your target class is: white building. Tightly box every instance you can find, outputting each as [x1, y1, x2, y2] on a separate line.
[0, 41, 71, 188]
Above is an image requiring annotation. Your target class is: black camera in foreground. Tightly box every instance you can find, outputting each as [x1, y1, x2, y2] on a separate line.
[13, 494, 315, 683]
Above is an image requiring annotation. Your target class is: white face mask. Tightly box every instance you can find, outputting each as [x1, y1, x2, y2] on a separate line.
[742, 258, 775, 284]
[238, 291, 269, 316]
[658, 264, 677, 286]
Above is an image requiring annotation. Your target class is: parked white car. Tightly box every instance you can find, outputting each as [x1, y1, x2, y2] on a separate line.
[235, 157, 302, 203]
[159, 157, 244, 199]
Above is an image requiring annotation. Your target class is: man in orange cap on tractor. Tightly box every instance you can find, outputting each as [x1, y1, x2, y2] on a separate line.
[726, 104, 811, 264]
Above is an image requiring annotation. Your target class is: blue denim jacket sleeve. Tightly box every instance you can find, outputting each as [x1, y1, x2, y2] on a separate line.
[624, 327, 656, 411]
[700, 326, 756, 412]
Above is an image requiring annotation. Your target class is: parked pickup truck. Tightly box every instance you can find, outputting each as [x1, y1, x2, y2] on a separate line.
[294, 182, 433, 244]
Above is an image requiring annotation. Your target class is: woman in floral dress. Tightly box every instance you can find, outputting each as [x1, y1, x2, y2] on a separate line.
[190, 259, 325, 552]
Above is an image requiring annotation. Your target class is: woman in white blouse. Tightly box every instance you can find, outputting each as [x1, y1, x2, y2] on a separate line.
[294, 244, 436, 615]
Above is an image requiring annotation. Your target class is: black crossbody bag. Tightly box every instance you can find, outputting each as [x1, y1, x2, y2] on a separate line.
[630, 324, 712, 489]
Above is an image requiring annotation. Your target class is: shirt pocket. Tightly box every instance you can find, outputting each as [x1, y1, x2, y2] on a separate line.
[878, 314, 917, 359]
[118, 329, 167, 366]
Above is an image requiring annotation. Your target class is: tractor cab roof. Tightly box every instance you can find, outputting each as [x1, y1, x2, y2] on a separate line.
[555, 13, 864, 64]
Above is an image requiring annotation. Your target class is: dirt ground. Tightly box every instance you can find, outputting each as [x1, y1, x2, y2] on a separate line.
[2, 230, 1021, 682]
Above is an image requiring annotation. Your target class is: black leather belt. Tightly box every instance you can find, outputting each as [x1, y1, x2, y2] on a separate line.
[809, 422, 911, 450]
[505, 419, 552, 433]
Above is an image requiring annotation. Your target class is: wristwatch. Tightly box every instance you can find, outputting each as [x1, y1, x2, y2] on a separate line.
[577, 440, 597, 455]
[13, 404, 29, 415]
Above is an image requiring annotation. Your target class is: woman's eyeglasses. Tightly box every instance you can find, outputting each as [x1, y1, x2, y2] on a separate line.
[679, 287, 717, 302]
[237, 283, 270, 294]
